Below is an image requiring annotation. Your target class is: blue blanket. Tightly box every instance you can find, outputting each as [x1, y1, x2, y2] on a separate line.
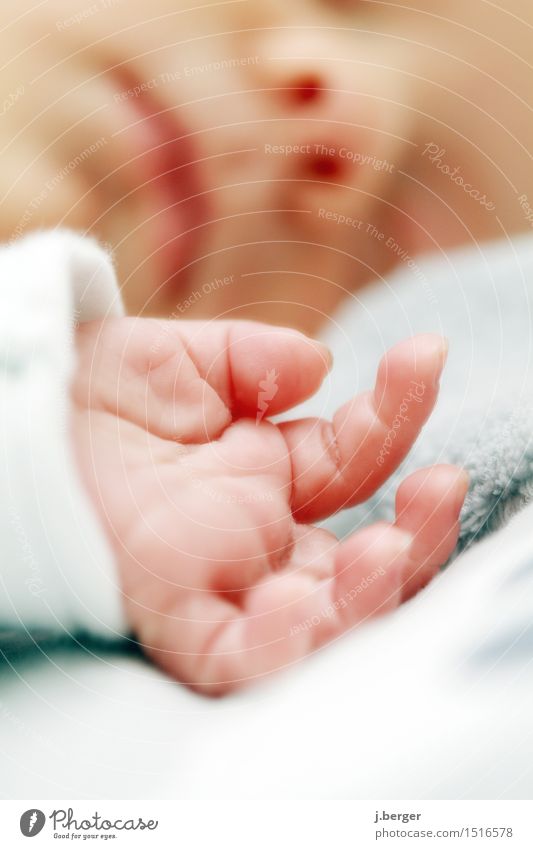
[296, 234, 533, 553]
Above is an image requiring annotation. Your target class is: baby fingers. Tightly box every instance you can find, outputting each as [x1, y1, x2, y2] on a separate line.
[279, 334, 448, 522]
[138, 463, 467, 694]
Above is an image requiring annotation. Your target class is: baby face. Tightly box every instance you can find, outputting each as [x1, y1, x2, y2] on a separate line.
[2, 0, 532, 330]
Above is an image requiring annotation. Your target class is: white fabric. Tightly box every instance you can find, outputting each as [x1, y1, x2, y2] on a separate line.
[1, 496, 533, 798]
[0, 230, 127, 638]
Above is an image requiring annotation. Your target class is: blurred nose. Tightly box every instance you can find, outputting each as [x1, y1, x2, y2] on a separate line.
[251, 29, 368, 191]
[252, 30, 339, 109]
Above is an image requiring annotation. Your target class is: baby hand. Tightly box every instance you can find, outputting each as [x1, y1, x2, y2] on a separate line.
[71, 318, 467, 694]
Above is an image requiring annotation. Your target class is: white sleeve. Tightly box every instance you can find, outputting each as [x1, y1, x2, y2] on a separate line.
[0, 230, 128, 640]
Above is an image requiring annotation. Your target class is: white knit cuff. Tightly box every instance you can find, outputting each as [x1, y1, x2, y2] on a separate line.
[0, 230, 127, 639]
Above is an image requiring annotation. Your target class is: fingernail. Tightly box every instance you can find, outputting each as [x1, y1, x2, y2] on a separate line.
[391, 528, 413, 554]
[427, 335, 448, 390]
[440, 336, 449, 367]
[429, 334, 449, 368]
[378, 525, 412, 557]
[454, 468, 470, 516]
[312, 340, 333, 373]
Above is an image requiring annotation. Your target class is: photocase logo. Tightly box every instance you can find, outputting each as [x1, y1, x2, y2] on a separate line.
[18, 806, 159, 837]
[20, 809, 46, 837]
[256, 369, 279, 424]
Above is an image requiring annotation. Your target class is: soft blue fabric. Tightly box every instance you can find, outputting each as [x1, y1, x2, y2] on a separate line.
[295, 234, 533, 553]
